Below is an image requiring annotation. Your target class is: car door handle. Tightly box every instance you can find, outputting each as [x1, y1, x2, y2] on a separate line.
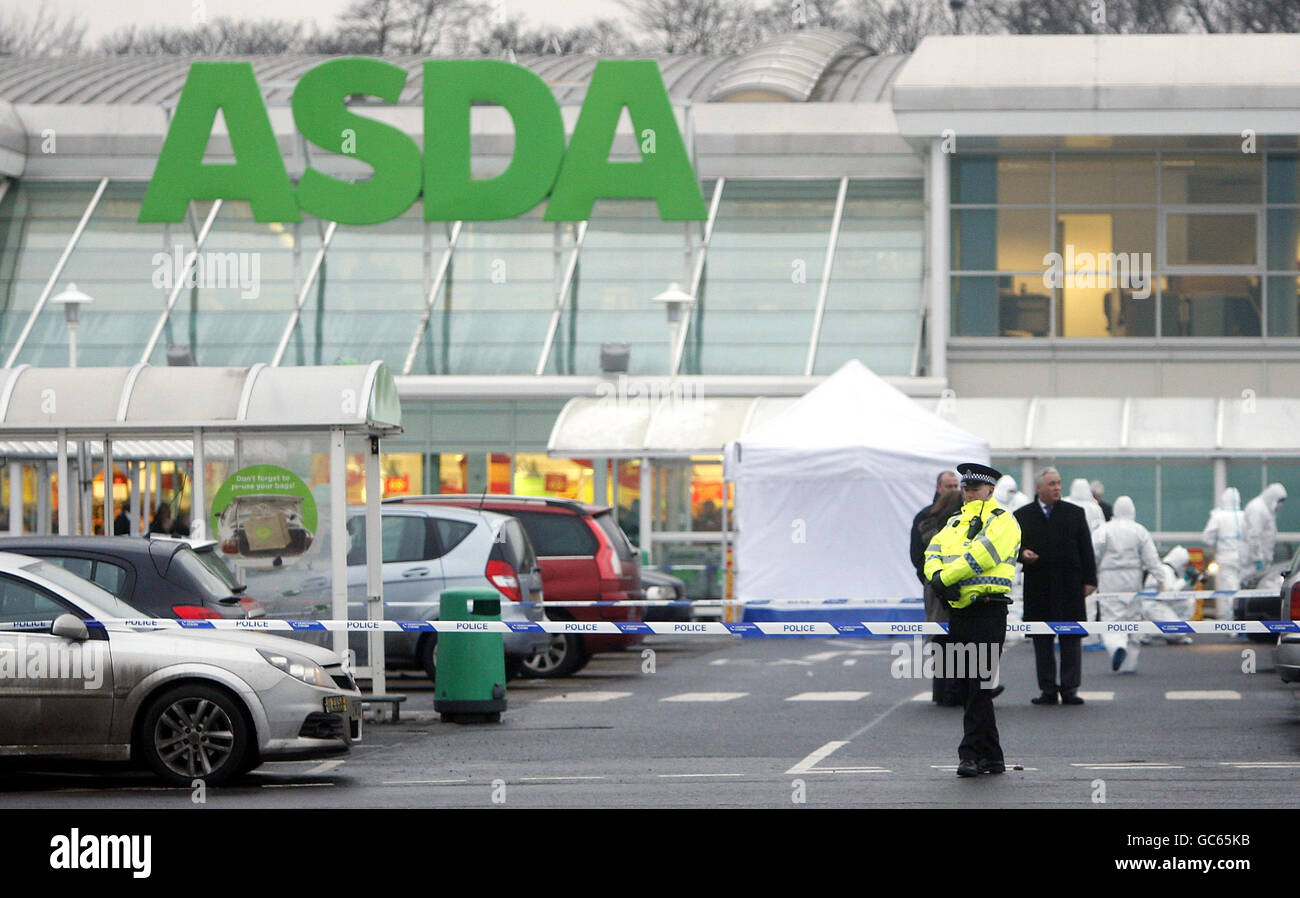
[402, 567, 431, 578]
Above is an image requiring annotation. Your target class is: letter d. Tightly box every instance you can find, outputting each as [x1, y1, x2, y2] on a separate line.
[423, 61, 564, 221]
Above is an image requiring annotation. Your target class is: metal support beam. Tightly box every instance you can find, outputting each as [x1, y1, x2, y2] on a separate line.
[365, 436, 386, 696]
[6, 178, 110, 368]
[927, 140, 950, 382]
[329, 427, 348, 658]
[671, 177, 725, 375]
[139, 200, 223, 364]
[56, 432, 70, 536]
[804, 176, 849, 376]
[8, 462, 21, 534]
[102, 439, 113, 535]
[535, 221, 588, 376]
[191, 429, 206, 538]
[271, 220, 338, 367]
[402, 221, 462, 375]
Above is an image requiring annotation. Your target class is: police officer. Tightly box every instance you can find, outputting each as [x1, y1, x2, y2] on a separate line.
[923, 462, 1022, 777]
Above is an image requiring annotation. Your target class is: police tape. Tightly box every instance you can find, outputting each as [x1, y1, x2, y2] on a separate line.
[56, 617, 1300, 637]
[522, 589, 1278, 607]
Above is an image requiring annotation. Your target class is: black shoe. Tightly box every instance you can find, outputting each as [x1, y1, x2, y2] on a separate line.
[1111, 647, 1127, 672]
[977, 760, 1006, 775]
[1061, 692, 1085, 705]
[1031, 692, 1058, 705]
[988, 685, 1005, 699]
[956, 760, 980, 778]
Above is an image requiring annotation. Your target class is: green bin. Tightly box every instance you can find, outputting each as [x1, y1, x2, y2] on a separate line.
[434, 588, 507, 723]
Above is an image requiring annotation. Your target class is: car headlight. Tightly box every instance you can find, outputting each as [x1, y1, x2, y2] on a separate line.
[257, 648, 333, 688]
[646, 585, 676, 600]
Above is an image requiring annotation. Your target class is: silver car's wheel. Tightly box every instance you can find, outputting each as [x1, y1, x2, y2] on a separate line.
[139, 684, 249, 786]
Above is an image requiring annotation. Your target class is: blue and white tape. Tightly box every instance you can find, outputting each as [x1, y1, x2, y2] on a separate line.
[71, 617, 1300, 637]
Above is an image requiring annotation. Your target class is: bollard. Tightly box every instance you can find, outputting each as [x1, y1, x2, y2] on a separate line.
[434, 587, 507, 724]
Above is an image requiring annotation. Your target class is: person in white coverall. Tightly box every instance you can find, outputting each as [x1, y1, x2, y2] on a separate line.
[995, 474, 1031, 511]
[1094, 496, 1166, 672]
[1066, 478, 1107, 641]
[1202, 487, 1246, 620]
[1142, 545, 1195, 646]
[1243, 483, 1287, 570]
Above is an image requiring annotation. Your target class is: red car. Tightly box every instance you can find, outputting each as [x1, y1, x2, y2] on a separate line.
[385, 495, 643, 677]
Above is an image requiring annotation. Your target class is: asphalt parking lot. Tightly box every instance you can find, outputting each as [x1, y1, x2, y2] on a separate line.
[2, 632, 1296, 809]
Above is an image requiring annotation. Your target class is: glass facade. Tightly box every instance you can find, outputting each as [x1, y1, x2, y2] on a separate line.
[949, 148, 1300, 339]
[0, 177, 926, 378]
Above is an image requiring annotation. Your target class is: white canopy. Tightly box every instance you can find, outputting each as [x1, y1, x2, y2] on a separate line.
[723, 360, 989, 602]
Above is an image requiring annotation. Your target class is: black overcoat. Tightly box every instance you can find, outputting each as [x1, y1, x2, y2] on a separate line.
[1013, 500, 1098, 621]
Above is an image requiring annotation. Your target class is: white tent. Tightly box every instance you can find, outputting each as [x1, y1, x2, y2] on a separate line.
[723, 360, 989, 602]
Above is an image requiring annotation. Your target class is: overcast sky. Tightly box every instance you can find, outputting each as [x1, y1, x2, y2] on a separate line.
[15, 0, 635, 42]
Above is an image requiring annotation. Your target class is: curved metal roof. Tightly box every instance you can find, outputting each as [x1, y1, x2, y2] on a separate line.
[0, 36, 903, 106]
[708, 27, 866, 102]
[0, 53, 740, 105]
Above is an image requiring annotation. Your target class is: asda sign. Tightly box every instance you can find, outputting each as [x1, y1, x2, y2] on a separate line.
[139, 58, 707, 225]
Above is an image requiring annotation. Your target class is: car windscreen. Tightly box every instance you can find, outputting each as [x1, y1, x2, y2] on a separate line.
[510, 510, 598, 557]
[21, 559, 148, 619]
[594, 511, 637, 562]
[169, 548, 239, 601]
[192, 547, 241, 591]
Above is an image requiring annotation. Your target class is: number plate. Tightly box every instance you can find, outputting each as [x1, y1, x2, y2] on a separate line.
[323, 695, 348, 713]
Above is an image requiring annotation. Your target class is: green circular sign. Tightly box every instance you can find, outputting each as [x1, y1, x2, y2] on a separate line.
[209, 464, 318, 552]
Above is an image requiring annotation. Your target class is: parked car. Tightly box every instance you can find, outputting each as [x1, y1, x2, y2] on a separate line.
[386, 495, 644, 678]
[0, 552, 361, 785]
[641, 567, 691, 622]
[1237, 560, 1289, 643]
[216, 494, 313, 566]
[339, 505, 549, 681]
[0, 536, 264, 621]
[1274, 547, 1300, 682]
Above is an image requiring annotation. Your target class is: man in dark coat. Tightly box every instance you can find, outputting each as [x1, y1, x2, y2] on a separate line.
[1014, 466, 1097, 705]
[910, 470, 961, 704]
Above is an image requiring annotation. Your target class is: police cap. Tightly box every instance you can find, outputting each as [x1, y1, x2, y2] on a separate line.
[957, 462, 1001, 487]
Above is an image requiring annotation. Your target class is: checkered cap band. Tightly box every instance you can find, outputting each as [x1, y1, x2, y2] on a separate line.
[960, 472, 998, 485]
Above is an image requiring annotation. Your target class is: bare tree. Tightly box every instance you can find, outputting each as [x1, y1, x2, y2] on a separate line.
[842, 0, 955, 53]
[0, 7, 87, 55]
[474, 16, 637, 55]
[101, 19, 311, 55]
[1181, 0, 1300, 32]
[618, 0, 768, 54]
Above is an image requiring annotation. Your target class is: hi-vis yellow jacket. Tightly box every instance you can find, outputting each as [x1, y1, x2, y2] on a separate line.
[923, 497, 1022, 609]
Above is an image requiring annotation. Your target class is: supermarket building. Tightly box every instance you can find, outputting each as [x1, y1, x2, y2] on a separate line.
[3, 29, 1300, 590]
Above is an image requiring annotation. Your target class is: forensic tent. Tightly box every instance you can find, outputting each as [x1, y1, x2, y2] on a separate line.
[722, 359, 989, 603]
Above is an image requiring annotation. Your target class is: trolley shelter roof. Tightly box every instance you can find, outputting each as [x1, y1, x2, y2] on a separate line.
[0, 361, 402, 440]
[549, 394, 1300, 459]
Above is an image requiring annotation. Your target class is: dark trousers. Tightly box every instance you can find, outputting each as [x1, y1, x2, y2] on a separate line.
[948, 604, 1007, 764]
[928, 635, 965, 704]
[1032, 635, 1082, 695]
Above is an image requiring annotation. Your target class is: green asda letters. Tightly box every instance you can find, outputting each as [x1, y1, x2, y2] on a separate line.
[139, 58, 706, 224]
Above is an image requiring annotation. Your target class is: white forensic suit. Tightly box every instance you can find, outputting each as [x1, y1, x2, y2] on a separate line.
[1065, 478, 1107, 641]
[1142, 546, 1195, 646]
[1243, 483, 1287, 570]
[1094, 496, 1165, 672]
[1202, 487, 1246, 619]
[994, 475, 1031, 512]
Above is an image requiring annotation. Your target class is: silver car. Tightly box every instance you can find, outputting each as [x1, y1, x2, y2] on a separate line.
[341, 505, 550, 680]
[0, 552, 361, 786]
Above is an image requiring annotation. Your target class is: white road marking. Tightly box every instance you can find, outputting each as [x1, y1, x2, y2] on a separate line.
[786, 691, 870, 702]
[811, 767, 891, 773]
[303, 759, 346, 775]
[660, 692, 749, 702]
[262, 782, 336, 788]
[382, 779, 469, 785]
[842, 659, 857, 667]
[802, 650, 847, 662]
[911, 691, 932, 702]
[657, 773, 745, 778]
[786, 740, 849, 774]
[769, 659, 815, 666]
[709, 659, 729, 666]
[1219, 761, 1300, 768]
[1076, 691, 1114, 701]
[519, 776, 607, 781]
[1165, 690, 1241, 700]
[538, 691, 633, 703]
